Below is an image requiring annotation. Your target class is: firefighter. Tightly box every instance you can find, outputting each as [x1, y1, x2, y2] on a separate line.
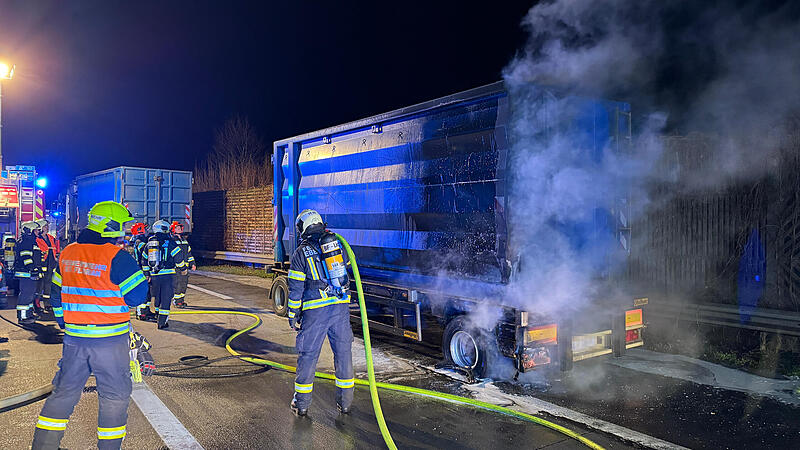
[15, 221, 42, 324]
[287, 209, 354, 416]
[147, 220, 186, 329]
[170, 221, 194, 308]
[36, 219, 60, 311]
[31, 201, 148, 450]
[131, 223, 156, 321]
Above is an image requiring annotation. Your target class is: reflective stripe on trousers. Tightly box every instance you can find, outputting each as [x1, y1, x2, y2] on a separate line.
[151, 274, 174, 327]
[32, 334, 132, 450]
[292, 303, 354, 410]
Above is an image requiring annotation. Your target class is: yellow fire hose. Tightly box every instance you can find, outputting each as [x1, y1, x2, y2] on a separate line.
[170, 233, 605, 450]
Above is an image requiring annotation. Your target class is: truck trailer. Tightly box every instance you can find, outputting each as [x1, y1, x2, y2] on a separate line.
[269, 82, 647, 376]
[68, 166, 193, 240]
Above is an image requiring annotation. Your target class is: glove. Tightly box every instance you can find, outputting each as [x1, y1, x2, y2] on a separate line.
[288, 311, 301, 331]
[130, 359, 143, 383]
[129, 330, 152, 352]
[138, 350, 155, 377]
[55, 317, 65, 329]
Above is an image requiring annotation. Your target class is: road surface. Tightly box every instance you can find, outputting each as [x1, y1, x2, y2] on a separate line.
[1, 272, 798, 449]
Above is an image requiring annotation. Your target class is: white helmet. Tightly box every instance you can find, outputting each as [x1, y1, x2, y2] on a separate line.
[21, 221, 40, 233]
[295, 209, 325, 237]
[151, 220, 170, 234]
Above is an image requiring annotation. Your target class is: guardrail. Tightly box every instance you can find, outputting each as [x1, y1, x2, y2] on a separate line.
[647, 302, 800, 337]
[194, 250, 272, 265]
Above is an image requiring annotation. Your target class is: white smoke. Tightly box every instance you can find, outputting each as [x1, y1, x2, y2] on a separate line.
[499, 0, 800, 316]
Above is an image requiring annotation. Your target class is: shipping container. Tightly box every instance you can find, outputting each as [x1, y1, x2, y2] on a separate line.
[69, 166, 192, 239]
[270, 82, 646, 375]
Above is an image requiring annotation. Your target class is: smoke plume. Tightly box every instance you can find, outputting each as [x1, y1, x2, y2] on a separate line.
[501, 0, 800, 316]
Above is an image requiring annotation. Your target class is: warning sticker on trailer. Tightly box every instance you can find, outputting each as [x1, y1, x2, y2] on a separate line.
[625, 309, 643, 327]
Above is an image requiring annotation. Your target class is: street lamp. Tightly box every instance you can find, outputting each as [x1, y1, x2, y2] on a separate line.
[0, 62, 14, 171]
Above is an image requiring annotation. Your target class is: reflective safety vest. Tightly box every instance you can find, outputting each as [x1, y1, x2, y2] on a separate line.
[59, 243, 131, 336]
[47, 234, 61, 258]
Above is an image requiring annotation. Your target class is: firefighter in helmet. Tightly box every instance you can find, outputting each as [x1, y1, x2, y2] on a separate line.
[287, 209, 354, 416]
[15, 220, 42, 324]
[130, 222, 156, 321]
[31, 201, 149, 449]
[35, 219, 60, 311]
[170, 221, 194, 308]
[146, 220, 186, 329]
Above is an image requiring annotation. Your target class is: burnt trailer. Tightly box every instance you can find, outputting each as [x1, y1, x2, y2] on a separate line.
[269, 82, 647, 376]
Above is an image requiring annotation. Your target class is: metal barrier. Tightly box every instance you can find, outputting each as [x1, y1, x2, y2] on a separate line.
[194, 250, 272, 265]
[647, 302, 800, 337]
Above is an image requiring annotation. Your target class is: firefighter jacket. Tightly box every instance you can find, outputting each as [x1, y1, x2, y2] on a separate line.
[287, 238, 350, 320]
[146, 232, 186, 276]
[173, 233, 195, 268]
[50, 229, 148, 340]
[15, 232, 42, 279]
[132, 235, 149, 274]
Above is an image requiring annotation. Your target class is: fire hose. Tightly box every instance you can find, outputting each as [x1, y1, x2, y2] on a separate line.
[0, 233, 604, 449]
[169, 233, 605, 450]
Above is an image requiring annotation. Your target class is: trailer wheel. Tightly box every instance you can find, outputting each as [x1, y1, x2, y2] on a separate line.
[270, 276, 289, 317]
[442, 316, 495, 379]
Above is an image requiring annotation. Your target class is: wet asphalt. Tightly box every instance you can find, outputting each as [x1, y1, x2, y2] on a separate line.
[1, 273, 798, 449]
[0, 275, 628, 449]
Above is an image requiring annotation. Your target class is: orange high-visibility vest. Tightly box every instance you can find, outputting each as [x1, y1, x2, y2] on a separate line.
[59, 243, 130, 325]
[36, 237, 49, 255]
[47, 234, 61, 257]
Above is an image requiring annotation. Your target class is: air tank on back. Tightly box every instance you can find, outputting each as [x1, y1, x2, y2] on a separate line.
[320, 232, 349, 299]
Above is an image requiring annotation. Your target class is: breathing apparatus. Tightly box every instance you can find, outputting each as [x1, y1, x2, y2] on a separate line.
[295, 209, 349, 299]
[146, 239, 162, 273]
[319, 232, 349, 299]
[147, 220, 170, 273]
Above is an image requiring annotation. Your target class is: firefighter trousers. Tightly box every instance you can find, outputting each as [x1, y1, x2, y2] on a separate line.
[173, 271, 189, 304]
[151, 274, 174, 327]
[40, 264, 55, 305]
[17, 278, 37, 322]
[32, 335, 132, 450]
[135, 283, 153, 317]
[293, 303, 354, 410]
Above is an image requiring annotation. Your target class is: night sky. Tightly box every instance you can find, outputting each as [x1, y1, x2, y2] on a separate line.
[0, 0, 535, 196]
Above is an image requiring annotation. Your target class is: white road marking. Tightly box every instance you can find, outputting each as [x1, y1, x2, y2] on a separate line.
[131, 382, 204, 449]
[188, 284, 233, 300]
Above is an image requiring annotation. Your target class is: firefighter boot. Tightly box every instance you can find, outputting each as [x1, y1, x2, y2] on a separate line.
[173, 298, 188, 308]
[290, 399, 307, 417]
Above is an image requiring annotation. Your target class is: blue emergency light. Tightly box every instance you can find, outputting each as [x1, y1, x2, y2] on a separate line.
[36, 177, 48, 188]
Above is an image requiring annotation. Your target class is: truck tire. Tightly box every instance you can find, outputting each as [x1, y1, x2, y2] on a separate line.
[442, 316, 496, 379]
[270, 276, 289, 317]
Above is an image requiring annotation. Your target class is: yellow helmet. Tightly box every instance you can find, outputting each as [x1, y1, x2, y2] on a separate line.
[87, 201, 134, 237]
